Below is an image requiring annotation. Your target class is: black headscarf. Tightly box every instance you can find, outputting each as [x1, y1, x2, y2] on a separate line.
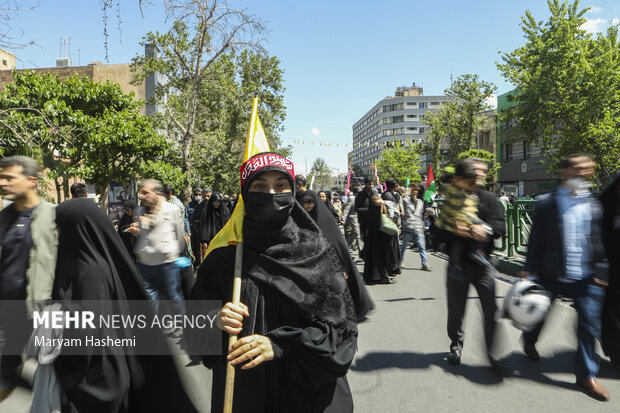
[297, 190, 374, 318]
[222, 195, 232, 210]
[194, 153, 358, 345]
[199, 192, 231, 244]
[297, 190, 320, 221]
[318, 190, 339, 221]
[54, 199, 198, 413]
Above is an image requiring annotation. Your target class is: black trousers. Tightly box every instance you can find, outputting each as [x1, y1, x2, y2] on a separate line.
[446, 260, 497, 354]
[190, 228, 201, 268]
[358, 216, 367, 245]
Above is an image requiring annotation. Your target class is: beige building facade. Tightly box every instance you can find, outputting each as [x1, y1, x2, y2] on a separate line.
[0, 48, 16, 70]
[0, 61, 148, 114]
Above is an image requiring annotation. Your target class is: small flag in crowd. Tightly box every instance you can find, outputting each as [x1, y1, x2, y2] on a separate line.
[423, 164, 436, 203]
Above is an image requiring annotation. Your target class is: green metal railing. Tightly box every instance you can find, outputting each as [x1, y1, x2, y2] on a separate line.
[433, 198, 537, 258]
[504, 200, 536, 257]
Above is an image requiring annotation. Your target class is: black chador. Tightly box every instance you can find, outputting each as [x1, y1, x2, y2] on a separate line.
[53, 199, 198, 413]
[199, 192, 230, 245]
[189, 154, 358, 413]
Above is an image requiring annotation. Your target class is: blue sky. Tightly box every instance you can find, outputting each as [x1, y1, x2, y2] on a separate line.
[6, 0, 620, 174]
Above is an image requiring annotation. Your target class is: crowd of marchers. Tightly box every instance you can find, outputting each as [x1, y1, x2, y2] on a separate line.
[0, 152, 618, 412]
[301, 155, 620, 403]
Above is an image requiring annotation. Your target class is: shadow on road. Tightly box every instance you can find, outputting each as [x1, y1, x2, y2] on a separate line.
[497, 350, 620, 381]
[351, 351, 503, 385]
[380, 296, 504, 302]
[351, 350, 620, 390]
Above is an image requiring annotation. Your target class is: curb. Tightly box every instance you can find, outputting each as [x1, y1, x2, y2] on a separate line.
[494, 255, 524, 277]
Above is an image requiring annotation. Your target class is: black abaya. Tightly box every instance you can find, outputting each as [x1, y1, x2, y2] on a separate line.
[199, 192, 231, 244]
[298, 190, 374, 318]
[54, 199, 198, 413]
[601, 173, 620, 368]
[362, 199, 401, 284]
[190, 200, 357, 413]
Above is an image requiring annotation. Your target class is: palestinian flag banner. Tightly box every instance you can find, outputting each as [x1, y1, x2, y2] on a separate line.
[423, 164, 436, 203]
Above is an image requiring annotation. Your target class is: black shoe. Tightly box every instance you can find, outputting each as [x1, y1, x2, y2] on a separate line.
[523, 342, 540, 361]
[448, 350, 461, 365]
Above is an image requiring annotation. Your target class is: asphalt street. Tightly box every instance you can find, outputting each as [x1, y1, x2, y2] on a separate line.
[2, 250, 619, 412]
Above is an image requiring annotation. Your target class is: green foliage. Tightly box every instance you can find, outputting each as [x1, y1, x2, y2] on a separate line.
[497, 0, 620, 184]
[140, 160, 190, 190]
[130, 1, 286, 187]
[375, 140, 422, 185]
[423, 74, 497, 167]
[350, 163, 364, 177]
[454, 149, 500, 181]
[190, 50, 289, 194]
[308, 157, 332, 190]
[0, 70, 170, 199]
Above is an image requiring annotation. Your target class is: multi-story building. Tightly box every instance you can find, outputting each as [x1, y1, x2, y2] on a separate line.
[0, 48, 16, 70]
[497, 91, 555, 197]
[350, 83, 451, 175]
[0, 44, 162, 116]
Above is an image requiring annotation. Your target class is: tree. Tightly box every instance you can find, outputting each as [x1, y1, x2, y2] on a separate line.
[0, 70, 171, 207]
[131, 0, 267, 174]
[422, 109, 451, 173]
[497, 0, 620, 184]
[308, 157, 331, 191]
[189, 50, 289, 195]
[423, 74, 497, 165]
[374, 140, 422, 185]
[349, 163, 366, 186]
[453, 149, 501, 183]
[140, 160, 191, 192]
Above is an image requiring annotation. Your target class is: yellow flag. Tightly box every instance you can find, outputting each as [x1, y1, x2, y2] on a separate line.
[204, 97, 270, 257]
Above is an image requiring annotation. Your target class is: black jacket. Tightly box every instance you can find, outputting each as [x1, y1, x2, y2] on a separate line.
[523, 190, 609, 281]
[441, 189, 506, 259]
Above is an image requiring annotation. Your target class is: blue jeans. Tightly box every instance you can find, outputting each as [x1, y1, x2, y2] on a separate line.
[400, 231, 427, 266]
[139, 262, 186, 316]
[523, 276, 605, 380]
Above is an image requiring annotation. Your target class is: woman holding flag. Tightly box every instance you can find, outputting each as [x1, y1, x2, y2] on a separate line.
[190, 152, 357, 412]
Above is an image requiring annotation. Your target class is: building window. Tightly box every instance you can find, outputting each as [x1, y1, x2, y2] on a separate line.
[383, 103, 404, 113]
[2, 60, 6, 66]
[406, 101, 417, 106]
[522, 140, 530, 160]
[479, 131, 491, 147]
[430, 101, 441, 106]
[418, 102, 427, 109]
[406, 114, 417, 119]
[419, 127, 425, 134]
[504, 143, 513, 162]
